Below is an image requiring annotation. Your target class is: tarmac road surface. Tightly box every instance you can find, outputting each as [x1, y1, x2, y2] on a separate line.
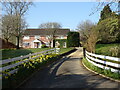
[19, 47, 120, 88]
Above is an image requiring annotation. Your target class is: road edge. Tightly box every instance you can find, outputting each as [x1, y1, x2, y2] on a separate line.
[81, 59, 120, 83]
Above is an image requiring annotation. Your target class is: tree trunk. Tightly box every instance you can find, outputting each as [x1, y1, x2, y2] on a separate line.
[49, 41, 51, 48]
[53, 39, 55, 48]
[6, 39, 9, 48]
[16, 36, 20, 49]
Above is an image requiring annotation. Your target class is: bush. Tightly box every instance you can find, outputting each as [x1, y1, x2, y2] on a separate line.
[97, 17, 119, 44]
[67, 32, 80, 47]
[109, 45, 120, 57]
[41, 44, 47, 48]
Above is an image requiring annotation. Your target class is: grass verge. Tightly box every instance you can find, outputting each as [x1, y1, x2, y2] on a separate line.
[2, 48, 50, 60]
[95, 43, 120, 57]
[2, 48, 74, 60]
[82, 58, 120, 81]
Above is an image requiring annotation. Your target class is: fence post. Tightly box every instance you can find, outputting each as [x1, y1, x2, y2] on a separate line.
[29, 53, 31, 59]
[56, 48, 60, 54]
[83, 48, 86, 58]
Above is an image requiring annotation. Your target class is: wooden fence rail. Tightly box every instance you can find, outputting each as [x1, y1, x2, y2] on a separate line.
[85, 51, 120, 73]
[0, 48, 60, 79]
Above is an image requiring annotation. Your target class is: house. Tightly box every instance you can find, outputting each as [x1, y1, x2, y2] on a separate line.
[22, 29, 70, 48]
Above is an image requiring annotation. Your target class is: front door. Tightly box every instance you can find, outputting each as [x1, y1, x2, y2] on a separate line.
[36, 42, 39, 48]
[34, 42, 39, 48]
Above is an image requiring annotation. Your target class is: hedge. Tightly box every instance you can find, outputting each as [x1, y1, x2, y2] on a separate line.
[67, 32, 80, 47]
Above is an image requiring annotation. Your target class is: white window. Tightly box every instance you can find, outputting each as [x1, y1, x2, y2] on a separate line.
[35, 35, 40, 39]
[63, 42, 66, 48]
[23, 42, 30, 46]
[59, 35, 64, 39]
[45, 42, 49, 46]
[23, 36, 29, 39]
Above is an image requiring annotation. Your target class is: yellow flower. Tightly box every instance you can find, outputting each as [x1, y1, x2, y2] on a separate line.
[5, 76, 8, 79]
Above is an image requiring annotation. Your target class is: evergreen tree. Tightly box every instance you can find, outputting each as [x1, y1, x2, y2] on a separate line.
[67, 32, 80, 47]
[100, 4, 112, 21]
[97, 4, 119, 43]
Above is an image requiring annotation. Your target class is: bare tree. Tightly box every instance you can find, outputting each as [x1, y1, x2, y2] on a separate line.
[2, 15, 13, 44]
[85, 26, 99, 53]
[2, 14, 27, 47]
[39, 22, 62, 29]
[77, 20, 98, 53]
[77, 20, 95, 44]
[0, 14, 2, 39]
[39, 22, 62, 48]
[90, 0, 119, 16]
[1, 0, 33, 16]
[11, 14, 28, 46]
[1, 0, 33, 49]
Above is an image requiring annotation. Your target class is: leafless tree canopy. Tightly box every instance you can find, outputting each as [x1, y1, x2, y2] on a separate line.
[1, 0, 33, 16]
[2, 15, 13, 42]
[2, 14, 27, 41]
[77, 20, 96, 40]
[39, 22, 62, 48]
[90, 0, 119, 16]
[1, 0, 33, 49]
[39, 22, 62, 29]
[77, 20, 98, 53]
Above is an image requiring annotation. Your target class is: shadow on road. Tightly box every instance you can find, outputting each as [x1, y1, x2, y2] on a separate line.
[19, 50, 119, 88]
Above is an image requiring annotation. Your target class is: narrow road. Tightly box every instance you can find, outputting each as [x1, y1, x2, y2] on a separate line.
[20, 48, 120, 88]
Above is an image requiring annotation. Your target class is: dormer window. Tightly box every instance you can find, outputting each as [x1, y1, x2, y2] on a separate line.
[23, 36, 29, 39]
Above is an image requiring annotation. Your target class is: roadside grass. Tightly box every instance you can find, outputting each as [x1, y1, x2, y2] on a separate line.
[2, 48, 50, 60]
[82, 58, 120, 80]
[2, 48, 74, 60]
[95, 43, 120, 57]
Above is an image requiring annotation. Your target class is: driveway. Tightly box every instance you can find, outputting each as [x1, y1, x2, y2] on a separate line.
[19, 47, 120, 88]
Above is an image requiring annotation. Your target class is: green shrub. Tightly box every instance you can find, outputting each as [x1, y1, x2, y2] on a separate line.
[67, 32, 80, 47]
[109, 45, 120, 57]
[41, 44, 47, 48]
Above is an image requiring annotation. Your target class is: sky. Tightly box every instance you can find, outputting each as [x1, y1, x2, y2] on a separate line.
[25, 2, 102, 30]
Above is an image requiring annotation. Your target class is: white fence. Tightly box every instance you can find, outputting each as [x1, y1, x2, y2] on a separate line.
[85, 51, 120, 73]
[0, 48, 60, 79]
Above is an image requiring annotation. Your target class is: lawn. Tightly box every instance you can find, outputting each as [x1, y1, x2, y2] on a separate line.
[95, 43, 120, 57]
[2, 48, 74, 60]
[2, 48, 50, 60]
[59, 47, 74, 54]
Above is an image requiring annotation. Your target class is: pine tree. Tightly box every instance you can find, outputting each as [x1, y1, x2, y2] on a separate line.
[100, 4, 112, 21]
